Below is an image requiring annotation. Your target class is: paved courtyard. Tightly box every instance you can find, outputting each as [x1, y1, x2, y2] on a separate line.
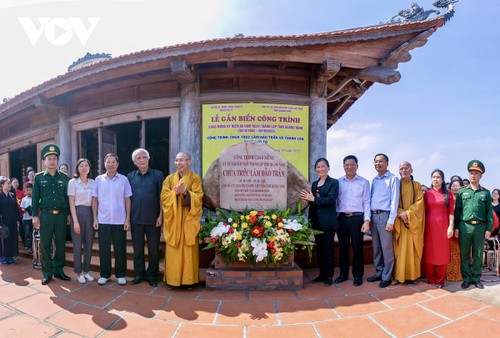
[1, 257, 500, 337]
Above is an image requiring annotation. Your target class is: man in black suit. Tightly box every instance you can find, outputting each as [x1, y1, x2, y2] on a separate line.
[127, 148, 164, 287]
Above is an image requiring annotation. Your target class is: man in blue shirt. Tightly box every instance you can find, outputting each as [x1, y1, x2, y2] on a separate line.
[127, 148, 164, 287]
[367, 153, 400, 288]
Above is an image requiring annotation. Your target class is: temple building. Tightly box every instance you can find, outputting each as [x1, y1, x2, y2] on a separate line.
[0, 3, 458, 274]
[0, 6, 454, 183]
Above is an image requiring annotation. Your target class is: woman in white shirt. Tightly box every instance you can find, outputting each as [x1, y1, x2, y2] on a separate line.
[68, 159, 95, 283]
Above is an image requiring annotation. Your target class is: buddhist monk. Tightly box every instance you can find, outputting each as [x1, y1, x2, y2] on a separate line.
[161, 152, 204, 290]
[393, 161, 425, 284]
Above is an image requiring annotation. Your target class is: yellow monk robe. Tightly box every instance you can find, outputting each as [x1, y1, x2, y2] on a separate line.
[394, 179, 425, 283]
[161, 170, 204, 287]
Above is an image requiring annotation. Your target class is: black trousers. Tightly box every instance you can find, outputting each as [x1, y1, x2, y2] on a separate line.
[22, 219, 33, 249]
[98, 224, 127, 279]
[131, 223, 161, 281]
[337, 214, 365, 278]
[315, 229, 335, 279]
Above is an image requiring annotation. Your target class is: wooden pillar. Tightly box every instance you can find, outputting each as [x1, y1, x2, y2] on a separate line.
[173, 60, 202, 175]
[308, 59, 340, 181]
[56, 110, 72, 171]
[309, 94, 327, 182]
[179, 82, 201, 175]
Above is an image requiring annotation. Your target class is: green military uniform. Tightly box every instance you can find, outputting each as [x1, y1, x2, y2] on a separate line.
[453, 160, 493, 285]
[32, 144, 70, 279]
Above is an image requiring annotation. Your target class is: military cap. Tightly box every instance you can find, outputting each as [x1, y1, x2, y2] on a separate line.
[468, 160, 485, 174]
[41, 144, 60, 159]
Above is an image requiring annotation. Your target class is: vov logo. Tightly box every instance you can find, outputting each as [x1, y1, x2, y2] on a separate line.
[18, 17, 100, 46]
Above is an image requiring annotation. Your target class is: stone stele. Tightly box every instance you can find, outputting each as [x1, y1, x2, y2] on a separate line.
[203, 142, 310, 212]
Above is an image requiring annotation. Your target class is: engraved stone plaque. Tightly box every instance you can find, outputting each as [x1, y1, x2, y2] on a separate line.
[219, 143, 287, 211]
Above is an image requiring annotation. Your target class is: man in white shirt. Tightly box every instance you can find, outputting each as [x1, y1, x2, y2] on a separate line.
[336, 155, 371, 287]
[92, 153, 132, 286]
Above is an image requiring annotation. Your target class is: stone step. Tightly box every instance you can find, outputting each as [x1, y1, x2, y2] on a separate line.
[17, 234, 374, 282]
[17, 234, 167, 278]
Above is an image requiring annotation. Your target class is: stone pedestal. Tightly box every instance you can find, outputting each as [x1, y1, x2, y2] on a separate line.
[205, 254, 303, 291]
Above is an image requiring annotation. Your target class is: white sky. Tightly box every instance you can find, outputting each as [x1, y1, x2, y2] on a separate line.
[0, 0, 498, 189]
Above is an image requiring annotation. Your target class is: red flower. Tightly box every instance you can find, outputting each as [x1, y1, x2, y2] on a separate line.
[276, 217, 282, 223]
[251, 226, 264, 237]
[211, 238, 217, 244]
[271, 248, 277, 254]
[228, 228, 234, 234]
[267, 241, 275, 248]
[257, 211, 264, 216]
[288, 229, 294, 233]
[237, 242, 242, 247]
[249, 215, 258, 224]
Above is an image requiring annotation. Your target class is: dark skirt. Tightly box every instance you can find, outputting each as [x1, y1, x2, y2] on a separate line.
[0, 192, 20, 258]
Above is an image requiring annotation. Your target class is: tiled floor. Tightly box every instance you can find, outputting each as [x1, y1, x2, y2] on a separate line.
[1, 257, 500, 337]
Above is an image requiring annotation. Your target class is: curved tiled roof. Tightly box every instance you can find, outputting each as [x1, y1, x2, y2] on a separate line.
[0, 16, 444, 116]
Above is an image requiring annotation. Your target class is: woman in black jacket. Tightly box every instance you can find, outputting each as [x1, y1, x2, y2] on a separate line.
[0, 176, 20, 265]
[300, 158, 339, 286]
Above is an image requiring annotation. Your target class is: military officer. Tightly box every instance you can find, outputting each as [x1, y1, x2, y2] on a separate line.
[32, 144, 71, 285]
[454, 160, 493, 290]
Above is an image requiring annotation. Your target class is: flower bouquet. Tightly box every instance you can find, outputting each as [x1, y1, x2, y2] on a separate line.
[200, 204, 321, 267]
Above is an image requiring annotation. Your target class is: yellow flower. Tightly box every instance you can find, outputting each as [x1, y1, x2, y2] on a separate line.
[200, 207, 315, 265]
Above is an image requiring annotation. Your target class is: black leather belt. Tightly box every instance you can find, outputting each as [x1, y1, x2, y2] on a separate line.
[372, 209, 390, 214]
[465, 220, 485, 225]
[42, 209, 67, 215]
[339, 212, 364, 217]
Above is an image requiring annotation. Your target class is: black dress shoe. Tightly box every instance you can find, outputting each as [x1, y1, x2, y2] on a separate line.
[334, 276, 348, 284]
[474, 281, 484, 289]
[130, 277, 144, 285]
[353, 277, 363, 286]
[41, 276, 52, 285]
[379, 280, 391, 288]
[367, 275, 382, 282]
[54, 273, 71, 281]
[325, 277, 333, 286]
[148, 279, 158, 287]
[461, 281, 471, 289]
[312, 276, 325, 283]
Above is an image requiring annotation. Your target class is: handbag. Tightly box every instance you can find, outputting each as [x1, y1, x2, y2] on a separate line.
[0, 223, 9, 239]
